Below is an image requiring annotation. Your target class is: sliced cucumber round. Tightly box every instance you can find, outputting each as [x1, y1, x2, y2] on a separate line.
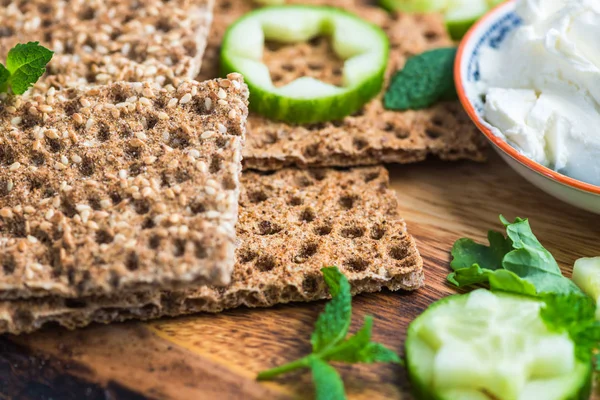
[380, 0, 505, 39]
[572, 257, 600, 320]
[220, 6, 389, 124]
[406, 290, 592, 400]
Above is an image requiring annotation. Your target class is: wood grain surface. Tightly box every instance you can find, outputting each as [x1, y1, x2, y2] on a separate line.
[1, 152, 599, 400]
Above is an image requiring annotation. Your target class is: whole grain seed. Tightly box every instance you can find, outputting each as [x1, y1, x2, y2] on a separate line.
[179, 93, 192, 105]
[217, 88, 227, 99]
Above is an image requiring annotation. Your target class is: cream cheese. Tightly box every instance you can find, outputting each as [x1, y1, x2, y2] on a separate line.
[479, 0, 600, 186]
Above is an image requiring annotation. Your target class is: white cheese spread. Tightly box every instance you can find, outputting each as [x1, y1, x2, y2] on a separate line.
[479, 0, 600, 186]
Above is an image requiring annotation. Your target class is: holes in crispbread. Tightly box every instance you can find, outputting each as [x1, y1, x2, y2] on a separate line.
[344, 257, 369, 272]
[209, 155, 223, 174]
[389, 245, 409, 260]
[339, 194, 358, 210]
[169, 129, 190, 149]
[424, 30, 440, 41]
[195, 242, 208, 259]
[146, 115, 159, 130]
[288, 196, 303, 206]
[142, 217, 155, 230]
[79, 156, 95, 177]
[238, 248, 257, 263]
[2, 254, 16, 275]
[295, 175, 313, 188]
[31, 152, 46, 166]
[0, 146, 16, 166]
[258, 220, 282, 235]
[425, 127, 443, 139]
[174, 239, 186, 257]
[79, 6, 96, 20]
[303, 143, 320, 158]
[222, 173, 237, 191]
[149, 235, 161, 249]
[340, 225, 365, 239]
[46, 138, 61, 153]
[0, 180, 10, 198]
[353, 137, 368, 151]
[302, 274, 319, 294]
[110, 191, 122, 205]
[309, 169, 327, 181]
[248, 190, 268, 204]
[294, 241, 318, 263]
[256, 255, 276, 272]
[96, 230, 113, 244]
[190, 199, 206, 214]
[300, 207, 316, 222]
[96, 124, 110, 142]
[133, 200, 150, 215]
[314, 224, 332, 236]
[370, 224, 386, 240]
[126, 252, 139, 271]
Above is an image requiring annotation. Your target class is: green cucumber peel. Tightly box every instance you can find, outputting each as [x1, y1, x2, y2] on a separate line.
[379, 0, 505, 39]
[221, 5, 389, 124]
[257, 267, 400, 400]
[447, 215, 583, 297]
[383, 47, 457, 111]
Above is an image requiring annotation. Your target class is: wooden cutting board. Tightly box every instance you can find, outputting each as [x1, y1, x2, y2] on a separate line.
[1, 152, 599, 400]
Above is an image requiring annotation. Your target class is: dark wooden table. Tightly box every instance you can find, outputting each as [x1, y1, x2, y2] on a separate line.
[2, 153, 599, 399]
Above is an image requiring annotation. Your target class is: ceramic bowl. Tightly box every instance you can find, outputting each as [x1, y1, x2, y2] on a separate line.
[454, 0, 600, 214]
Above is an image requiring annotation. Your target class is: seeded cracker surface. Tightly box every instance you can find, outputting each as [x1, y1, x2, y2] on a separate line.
[198, 0, 487, 170]
[0, 167, 423, 334]
[0, 0, 214, 93]
[0, 74, 249, 299]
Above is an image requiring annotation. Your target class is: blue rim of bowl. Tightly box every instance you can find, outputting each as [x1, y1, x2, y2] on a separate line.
[454, 0, 600, 196]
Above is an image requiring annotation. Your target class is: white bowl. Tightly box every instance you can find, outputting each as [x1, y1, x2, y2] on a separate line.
[454, 0, 600, 214]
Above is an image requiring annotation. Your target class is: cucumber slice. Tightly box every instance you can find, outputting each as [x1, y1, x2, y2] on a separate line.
[572, 257, 600, 320]
[221, 6, 389, 124]
[380, 0, 505, 39]
[406, 290, 593, 400]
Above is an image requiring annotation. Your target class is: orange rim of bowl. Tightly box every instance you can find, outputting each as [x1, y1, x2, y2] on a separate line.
[454, 0, 600, 196]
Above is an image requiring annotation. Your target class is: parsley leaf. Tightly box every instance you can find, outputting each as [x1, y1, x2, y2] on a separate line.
[0, 42, 53, 95]
[448, 215, 582, 296]
[540, 294, 600, 364]
[383, 47, 457, 111]
[257, 267, 399, 399]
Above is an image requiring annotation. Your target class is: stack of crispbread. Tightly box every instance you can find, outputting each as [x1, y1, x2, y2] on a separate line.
[0, 0, 487, 335]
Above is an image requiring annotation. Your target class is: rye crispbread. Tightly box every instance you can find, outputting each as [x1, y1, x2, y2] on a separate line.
[198, 0, 487, 170]
[0, 0, 214, 93]
[0, 74, 249, 300]
[0, 166, 424, 334]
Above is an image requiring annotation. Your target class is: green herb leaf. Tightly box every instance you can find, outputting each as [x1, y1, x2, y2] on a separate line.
[383, 47, 457, 111]
[310, 358, 347, 400]
[448, 216, 582, 296]
[0, 64, 9, 92]
[540, 294, 600, 364]
[311, 267, 352, 353]
[326, 316, 401, 364]
[448, 264, 537, 295]
[257, 267, 400, 398]
[5, 42, 53, 95]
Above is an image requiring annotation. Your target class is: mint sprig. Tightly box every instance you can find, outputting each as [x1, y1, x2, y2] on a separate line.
[383, 47, 457, 111]
[448, 215, 582, 296]
[0, 42, 53, 95]
[257, 267, 400, 399]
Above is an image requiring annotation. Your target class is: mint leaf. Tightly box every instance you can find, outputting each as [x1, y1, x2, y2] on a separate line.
[311, 267, 352, 353]
[0, 64, 9, 92]
[310, 358, 347, 400]
[448, 216, 582, 296]
[540, 294, 600, 364]
[5, 42, 53, 95]
[327, 316, 401, 364]
[258, 267, 399, 398]
[383, 47, 457, 111]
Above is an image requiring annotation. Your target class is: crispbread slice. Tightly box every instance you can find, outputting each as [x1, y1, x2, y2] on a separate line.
[198, 0, 487, 170]
[0, 74, 249, 299]
[0, 0, 214, 92]
[0, 167, 424, 334]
